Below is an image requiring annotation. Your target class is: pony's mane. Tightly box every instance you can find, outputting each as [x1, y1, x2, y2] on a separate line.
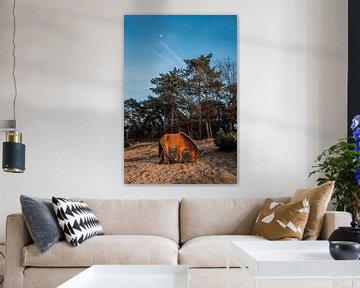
[179, 132, 198, 152]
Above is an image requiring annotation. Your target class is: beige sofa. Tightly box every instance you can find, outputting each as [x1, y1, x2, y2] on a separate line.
[4, 198, 352, 288]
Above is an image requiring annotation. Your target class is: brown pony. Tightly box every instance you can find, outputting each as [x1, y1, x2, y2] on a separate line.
[158, 132, 198, 164]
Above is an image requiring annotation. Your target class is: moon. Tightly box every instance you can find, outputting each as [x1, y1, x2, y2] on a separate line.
[159, 34, 163, 38]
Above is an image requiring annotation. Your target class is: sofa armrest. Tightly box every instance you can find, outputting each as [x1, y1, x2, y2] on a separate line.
[318, 211, 352, 240]
[4, 213, 32, 288]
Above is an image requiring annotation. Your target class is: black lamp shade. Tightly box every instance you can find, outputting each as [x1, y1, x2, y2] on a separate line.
[3, 141, 25, 173]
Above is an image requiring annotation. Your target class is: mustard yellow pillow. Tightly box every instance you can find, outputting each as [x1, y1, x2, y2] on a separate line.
[289, 181, 334, 240]
[252, 198, 310, 240]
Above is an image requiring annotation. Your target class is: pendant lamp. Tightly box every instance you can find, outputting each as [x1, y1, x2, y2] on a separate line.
[1, 0, 26, 173]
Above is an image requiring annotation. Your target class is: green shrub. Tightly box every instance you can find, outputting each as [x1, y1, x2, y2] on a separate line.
[214, 128, 237, 151]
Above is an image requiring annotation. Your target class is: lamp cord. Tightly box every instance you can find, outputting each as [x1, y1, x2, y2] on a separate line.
[12, 0, 18, 130]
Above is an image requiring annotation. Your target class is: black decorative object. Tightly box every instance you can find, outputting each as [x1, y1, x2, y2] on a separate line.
[329, 241, 360, 260]
[329, 221, 360, 244]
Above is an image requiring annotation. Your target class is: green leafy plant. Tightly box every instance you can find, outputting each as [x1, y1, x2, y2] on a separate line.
[214, 128, 237, 152]
[309, 115, 360, 221]
[309, 140, 360, 211]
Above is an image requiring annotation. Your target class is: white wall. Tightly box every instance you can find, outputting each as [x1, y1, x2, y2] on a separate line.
[0, 0, 347, 242]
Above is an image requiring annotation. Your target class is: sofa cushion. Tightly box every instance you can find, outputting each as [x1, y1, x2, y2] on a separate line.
[252, 198, 310, 240]
[180, 198, 289, 243]
[290, 181, 334, 240]
[23, 235, 179, 267]
[52, 197, 104, 247]
[24, 268, 86, 288]
[179, 235, 267, 268]
[72, 198, 179, 243]
[20, 195, 64, 253]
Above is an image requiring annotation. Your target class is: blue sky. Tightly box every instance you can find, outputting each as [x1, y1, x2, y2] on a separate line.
[124, 15, 237, 101]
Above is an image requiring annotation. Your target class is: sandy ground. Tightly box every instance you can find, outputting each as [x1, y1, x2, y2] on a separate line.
[124, 139, 237, 184]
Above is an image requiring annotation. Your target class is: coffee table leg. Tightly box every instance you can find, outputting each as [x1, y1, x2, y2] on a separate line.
[352, 279, 360, 288]
[335, 279, 355, 288]
[226, 252, 230, 288]
[252, 278, 258, 288]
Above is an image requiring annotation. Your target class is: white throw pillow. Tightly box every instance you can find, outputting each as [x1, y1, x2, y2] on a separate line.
[52, 197, 103, 247]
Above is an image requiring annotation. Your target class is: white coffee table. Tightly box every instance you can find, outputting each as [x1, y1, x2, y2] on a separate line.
[58, 265, 189, 288]
[228, 241, 360, 288]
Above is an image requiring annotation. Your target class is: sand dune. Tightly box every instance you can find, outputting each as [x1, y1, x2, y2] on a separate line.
[124, 139, 237, 184]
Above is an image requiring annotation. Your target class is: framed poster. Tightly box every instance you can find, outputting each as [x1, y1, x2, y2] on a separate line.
[124, 15, 237, 184]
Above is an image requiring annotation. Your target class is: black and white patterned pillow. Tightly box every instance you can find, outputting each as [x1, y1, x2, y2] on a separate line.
[52, 197, 104, 247]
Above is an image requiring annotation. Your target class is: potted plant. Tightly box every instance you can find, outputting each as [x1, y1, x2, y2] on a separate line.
[309, 115, 360, 222]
